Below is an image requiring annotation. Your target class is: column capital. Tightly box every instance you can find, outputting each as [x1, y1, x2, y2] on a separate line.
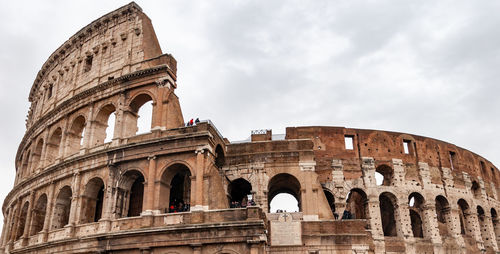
[147, 155, 157, 161]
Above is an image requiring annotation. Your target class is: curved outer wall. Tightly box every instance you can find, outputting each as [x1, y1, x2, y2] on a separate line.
[1, 2, 500, 254]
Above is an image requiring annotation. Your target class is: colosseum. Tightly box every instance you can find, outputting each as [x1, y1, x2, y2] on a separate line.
[1, 2, 499, 254]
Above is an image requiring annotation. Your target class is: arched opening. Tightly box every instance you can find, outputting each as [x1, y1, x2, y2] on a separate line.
[128, 94, 153, 136]
[21, 150, 30, 177]
[67, 116, 86, 155]
[458, 199, 471, 236]
[45, 128, 62, 164]
[159, 164, 191, 213]
[379, 192, 398, 237]
[324, 189, 336, 218]
[80, 177, 105, 223]
[93, 104, 116, 145]
[268, 173, 301, 213]
[215, 145, 225, 168]
[435, 195, 451, 236]
[346, 188, 368, 219]
[15, 202, 29, 240]
[480, 161, 488, 179]
[31, 139, 44, 171]
[375, 165, 393, 186]
[491, 208, 500, 243]
[115, 170, 145, 218]
[30, 194, 47, 236]
[52, 186, 72, 229]
[228, 178, 252, 208]
[471, 181, 481, 199]
[408, 192, 425, 238]
[477, 206, 491, 247]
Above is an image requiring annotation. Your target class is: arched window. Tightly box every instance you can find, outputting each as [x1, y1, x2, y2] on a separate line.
[408, 192, 425, 238]
[30, 194, 47, 236]
[159, 164, 191, 213]
[67, 116, 86, 155]
[80, 177, 105, 223]
[458, 199, 471, 235]
[491, 208, 499, 241]
[228, 178, 252, 208]
[435, 195, 451, 236]
[15, 202, 29, 240]
[268, 173, 301, 213]
[471, 181, 481, 199]
[93, 104, 116, 145]
[375, 165, 393, 186]
[21, 150, 30, 177]
[379, 192, 398, 237]
[46, 128, 62, 164]
[324, 189, 336, 217]
[52, 186, 72, 229]
[116, 170, 145, 218]
[215, 145, 225, 168]
[127, 94, 153, 136]
[31, 139, 44, 171]
[477, 206, 491, 248]
[346, 188, 368, 219]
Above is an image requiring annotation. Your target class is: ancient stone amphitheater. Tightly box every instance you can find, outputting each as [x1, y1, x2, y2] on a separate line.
[1, 2, 499, 254]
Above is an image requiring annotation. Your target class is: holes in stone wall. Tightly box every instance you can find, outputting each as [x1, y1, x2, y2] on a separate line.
[30, 194, 47, 236]
[268, 173, 301, 213]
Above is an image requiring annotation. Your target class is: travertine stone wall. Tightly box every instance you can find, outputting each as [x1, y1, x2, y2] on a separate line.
[2, 2, 499, 254]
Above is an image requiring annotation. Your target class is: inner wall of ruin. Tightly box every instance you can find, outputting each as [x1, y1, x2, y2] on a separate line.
[1, 2, 499, 254]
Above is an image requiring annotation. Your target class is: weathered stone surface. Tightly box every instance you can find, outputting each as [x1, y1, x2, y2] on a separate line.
[1, 2, 500, 254]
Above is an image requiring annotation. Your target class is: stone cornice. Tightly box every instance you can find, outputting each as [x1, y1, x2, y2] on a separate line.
[28, 2, 142, 101]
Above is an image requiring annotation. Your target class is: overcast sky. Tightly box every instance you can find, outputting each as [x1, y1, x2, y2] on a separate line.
[1, 0, 500, 227]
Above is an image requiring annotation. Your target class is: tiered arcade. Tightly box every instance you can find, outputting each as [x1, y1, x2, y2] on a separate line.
[1, 3, 499, 254]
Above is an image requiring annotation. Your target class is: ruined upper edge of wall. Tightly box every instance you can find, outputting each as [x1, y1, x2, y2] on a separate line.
[26, 2, 174, 125]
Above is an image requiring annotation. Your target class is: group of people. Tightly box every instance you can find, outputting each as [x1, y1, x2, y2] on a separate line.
[168, 200, 190, 213]
[186, 118, 200, 126]
[230, 199, 256, 208]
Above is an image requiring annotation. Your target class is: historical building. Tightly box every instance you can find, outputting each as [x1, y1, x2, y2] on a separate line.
[1, 2, 499, 253]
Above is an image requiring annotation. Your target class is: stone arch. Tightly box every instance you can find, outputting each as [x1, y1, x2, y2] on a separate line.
[408, 192, 425, 238]
[346, 188, 368, 219]
[92, 104, 116, 145]
[31, 138, 44, 172]
[159, 163, 192, 213]
[375, 164, 393, 186]
[323, 188, 336, 218]
[471, 180, 481, 199]
[15, 201, 29, 240]
[435, 195, 452, 237]
[67, 115, 86, 155]
[477, 205, 491, 247]
[379, 192, 398, 237]
[215, 144, 225, 169]
[268, 173, 301, 212]
[30, 194, 48, 236]
[491, 208, 500, 243]
[458, 199, 472, 236]
[228, 178, 252, 208]
[52, 186, 72, 229]
[116, 170, 145, 218]
[45, 127, 62, 164]
[21, 150, 31, 177]
[80, 177, 105, 223]
[125, 93, 155, 136]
